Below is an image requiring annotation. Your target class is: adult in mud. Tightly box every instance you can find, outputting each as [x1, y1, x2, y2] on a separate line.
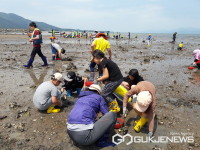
[172, 32, 177, 43]
[123, 81, 156, 137]
[121, 69, 144, 90]
[93, 50, 123, 113]
[147, 34, 152, 46]
[23, 22, 48, 68]
[89, 33, 112, 81]
[33, 73, 64, 113]
[67, 84, 116, 147]
[192, 49, 200, 69]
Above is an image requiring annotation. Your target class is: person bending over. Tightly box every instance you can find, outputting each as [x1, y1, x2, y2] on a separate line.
[67, 84, 116, 147]
[63, 71, 87, 97]
[121, 69, 144, 90]
[192, 49, 200, 69]
[123, 81, 156, 137]
[50, 37, 65, 60]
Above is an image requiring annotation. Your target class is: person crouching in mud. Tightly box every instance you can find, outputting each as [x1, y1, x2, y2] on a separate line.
[63, 71, 87, 97]
[92, 50, 123, 113]
[192, 49, 200, 69]
[33, 73, 65, 113]
[67, 84, 116, 147]
[121, 69, 144, 90]
[123, 81, 156, 137]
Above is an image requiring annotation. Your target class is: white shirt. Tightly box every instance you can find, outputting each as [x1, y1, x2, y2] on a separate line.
[51, 43, 62, 51]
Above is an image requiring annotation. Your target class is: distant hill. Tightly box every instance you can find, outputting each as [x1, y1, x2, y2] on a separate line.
[0, 12, 72, 31]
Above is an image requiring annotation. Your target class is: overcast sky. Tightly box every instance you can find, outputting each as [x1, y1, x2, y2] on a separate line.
[1, 0, 200, 33]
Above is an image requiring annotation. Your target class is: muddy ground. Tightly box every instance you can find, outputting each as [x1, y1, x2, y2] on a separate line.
[0, 34, 200, 150]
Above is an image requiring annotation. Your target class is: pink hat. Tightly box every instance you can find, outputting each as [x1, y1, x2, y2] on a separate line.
[134, 91, 152, 112]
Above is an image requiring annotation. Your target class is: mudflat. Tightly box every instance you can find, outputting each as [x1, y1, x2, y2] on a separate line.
[0, 34, 200, 150]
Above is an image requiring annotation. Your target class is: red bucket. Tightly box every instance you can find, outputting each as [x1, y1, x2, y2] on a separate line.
[114, 118, 124, 129]
[188, 66, 195, 70]
[85, 81, 94, 87]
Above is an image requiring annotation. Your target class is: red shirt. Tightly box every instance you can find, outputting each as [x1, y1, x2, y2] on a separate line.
[33, 30, 41, 48]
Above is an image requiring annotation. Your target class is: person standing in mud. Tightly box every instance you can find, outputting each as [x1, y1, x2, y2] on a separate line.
[89, 33, 111, 81]
[147, 34, 152, 46]
[23, 22, 48, 68]
[128, 32, 131, 40]
[172, 32, 177, 43]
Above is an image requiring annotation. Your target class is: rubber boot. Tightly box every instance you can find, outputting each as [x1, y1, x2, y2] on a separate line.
[23, 58, 34, 68]
[114, 85, 132, 102]
[133, 117, 148, 132]
[52, 56, 55, 61]
[41, 56, 48, 66]
[47, 105, 60, 114]
[76, 88, 82, 95]
[67, 89, 72, 97]
[89, 72, 95, 81]
[96, 133, 116, 147]
[109, 99, 120, 113]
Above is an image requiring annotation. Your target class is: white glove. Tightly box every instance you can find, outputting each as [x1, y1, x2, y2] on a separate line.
[123, 107, 128, 117]
[192, 62, 196, 65]
[148, 132, 154, 138]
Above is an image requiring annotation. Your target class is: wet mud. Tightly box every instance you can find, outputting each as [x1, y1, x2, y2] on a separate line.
[0, 34, 200, 150]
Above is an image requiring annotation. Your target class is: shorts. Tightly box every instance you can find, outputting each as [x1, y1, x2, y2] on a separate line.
[51, 45, 57, 54]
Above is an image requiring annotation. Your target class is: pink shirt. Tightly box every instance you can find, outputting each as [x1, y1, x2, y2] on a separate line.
[193, 49, 200, 60]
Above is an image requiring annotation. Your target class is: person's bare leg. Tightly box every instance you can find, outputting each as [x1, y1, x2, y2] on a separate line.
[58, 52, 62, 60]
[133, 103, 142, 116]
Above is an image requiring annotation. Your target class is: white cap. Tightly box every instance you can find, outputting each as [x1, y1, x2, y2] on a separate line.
[53, 73, 64, 82]
[88, 84, 102, 94]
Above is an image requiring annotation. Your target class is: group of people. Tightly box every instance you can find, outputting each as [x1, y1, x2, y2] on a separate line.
[24, 22, 199, 147]
[28, 22, 156, 147]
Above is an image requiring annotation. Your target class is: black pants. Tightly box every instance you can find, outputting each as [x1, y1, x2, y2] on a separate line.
[67, 112, 117, 146]
[30, 47, 44, 60]
[197, 63, 200, 69]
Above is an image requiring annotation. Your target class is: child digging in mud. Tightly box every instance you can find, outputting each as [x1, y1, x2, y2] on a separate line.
[63, 71, 87, 97]
[50, 37, 65, 60]
[123, 81, 156, 137]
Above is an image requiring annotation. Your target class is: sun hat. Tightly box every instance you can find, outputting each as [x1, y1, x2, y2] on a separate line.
[96, 33, 108, 40]
[134, 91, 152, 112]
[88, 84, 102, 94]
